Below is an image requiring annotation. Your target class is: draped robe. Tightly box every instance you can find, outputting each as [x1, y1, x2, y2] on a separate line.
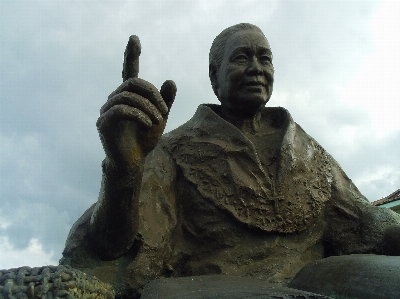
[62, 104, 400, 292]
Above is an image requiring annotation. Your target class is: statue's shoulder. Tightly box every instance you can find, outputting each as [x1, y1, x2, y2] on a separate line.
[266, 106, 336, 162]
[158, 105, 213, 148]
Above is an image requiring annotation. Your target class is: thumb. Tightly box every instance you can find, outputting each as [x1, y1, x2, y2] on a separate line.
[160, 80, 177, 111]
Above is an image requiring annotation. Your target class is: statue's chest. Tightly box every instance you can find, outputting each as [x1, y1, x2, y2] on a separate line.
[244, 128, 283, 183]
[171, 126, 332, 234]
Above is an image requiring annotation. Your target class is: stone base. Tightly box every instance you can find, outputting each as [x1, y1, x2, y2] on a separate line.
[141, 275, 332, 299]
[289, 254, 400, 299]
[3, 254, 398, 298]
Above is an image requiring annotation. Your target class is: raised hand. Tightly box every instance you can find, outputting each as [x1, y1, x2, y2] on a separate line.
[96, 35, 176, 169]
[89, 36, 176, 258]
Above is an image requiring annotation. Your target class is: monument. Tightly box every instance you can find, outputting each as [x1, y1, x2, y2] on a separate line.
[51, 23, 400, 298]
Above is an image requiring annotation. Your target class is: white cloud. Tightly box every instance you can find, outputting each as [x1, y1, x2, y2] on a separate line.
[0, 237, 56, 269]
[322, 0, 400, 200]
[337, 0, 400, 137]
[0, 217, 10, 230]
[355, 167, 400, 201]
[0, 202, 70, 266]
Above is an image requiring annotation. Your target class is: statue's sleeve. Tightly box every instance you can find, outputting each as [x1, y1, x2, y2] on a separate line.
[136, 143, 178, 249]
[121, 142, 179, 285]
[61, 142, 178, 270]
[323, 157, 400, 256]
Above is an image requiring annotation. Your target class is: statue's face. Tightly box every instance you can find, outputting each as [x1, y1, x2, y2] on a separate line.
[215, 30, 274, 114]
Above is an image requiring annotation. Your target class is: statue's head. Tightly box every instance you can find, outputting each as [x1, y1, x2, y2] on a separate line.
[209, 23, 274, 115]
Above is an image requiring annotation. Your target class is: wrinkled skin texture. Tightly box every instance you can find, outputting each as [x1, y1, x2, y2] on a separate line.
[61, 24, 400, 297]
[212, 30, 274, 117]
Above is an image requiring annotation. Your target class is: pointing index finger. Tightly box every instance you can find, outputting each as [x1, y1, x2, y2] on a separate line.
[122, 35, 141, 81]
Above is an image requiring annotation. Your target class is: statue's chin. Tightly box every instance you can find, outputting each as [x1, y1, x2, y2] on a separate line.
[236, 96, 270, 116]
[218, 92, 271, 118]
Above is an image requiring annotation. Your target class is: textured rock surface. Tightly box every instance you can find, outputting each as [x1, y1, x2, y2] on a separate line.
[141, 275, 333, 299]
[289, 254, 400, 299]
[0, 265, 114, 299]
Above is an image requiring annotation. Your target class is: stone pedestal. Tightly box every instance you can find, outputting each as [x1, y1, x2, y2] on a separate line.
[141, 275, 332, 299]
[289, 254, 400, 299]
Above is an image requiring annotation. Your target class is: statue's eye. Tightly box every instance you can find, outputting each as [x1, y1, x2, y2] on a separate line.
[233, 54, 248, 62]
[260, 55, 272, 64]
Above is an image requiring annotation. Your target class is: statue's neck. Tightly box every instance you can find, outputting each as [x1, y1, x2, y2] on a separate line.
[220, 105, 263, 134]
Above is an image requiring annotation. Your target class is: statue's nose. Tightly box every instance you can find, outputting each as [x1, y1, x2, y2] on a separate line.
[246, 58, 263, 75]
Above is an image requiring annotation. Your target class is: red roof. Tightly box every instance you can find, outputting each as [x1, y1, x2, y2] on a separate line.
[372, 189, 400, 206]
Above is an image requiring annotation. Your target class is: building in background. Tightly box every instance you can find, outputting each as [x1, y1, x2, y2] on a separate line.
[372, 189, 400, 214]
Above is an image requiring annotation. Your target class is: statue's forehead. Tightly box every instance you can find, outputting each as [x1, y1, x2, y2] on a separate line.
[225, 30, 271, 53]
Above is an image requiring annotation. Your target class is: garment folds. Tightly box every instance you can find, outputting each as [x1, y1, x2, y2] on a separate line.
[62, 104, 400, 290]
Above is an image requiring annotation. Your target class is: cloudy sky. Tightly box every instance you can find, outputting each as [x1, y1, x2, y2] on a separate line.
[1, 0, 399, 269]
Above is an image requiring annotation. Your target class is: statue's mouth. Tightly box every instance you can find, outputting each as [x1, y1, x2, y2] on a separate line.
[244, 80, 266, 87]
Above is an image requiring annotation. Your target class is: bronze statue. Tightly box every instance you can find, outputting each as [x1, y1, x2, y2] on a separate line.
[61, 24, 400, 296]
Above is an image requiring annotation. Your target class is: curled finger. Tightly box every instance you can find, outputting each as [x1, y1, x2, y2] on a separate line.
[101, 91, 163, 124]
[97, 104, 152, 131]
[108, 78, 168, 115]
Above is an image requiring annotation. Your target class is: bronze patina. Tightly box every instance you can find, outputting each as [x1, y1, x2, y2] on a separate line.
[61, 24, 400, 298]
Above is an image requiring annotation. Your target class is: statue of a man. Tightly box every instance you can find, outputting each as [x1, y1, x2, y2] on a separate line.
[62, 23, 400, 294]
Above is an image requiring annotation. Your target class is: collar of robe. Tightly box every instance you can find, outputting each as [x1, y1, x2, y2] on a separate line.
[162, 104, 333, 233]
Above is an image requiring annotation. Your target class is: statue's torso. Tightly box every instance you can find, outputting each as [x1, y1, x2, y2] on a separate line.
[146, 106, 328, 284]
[63, 105, 399, 294]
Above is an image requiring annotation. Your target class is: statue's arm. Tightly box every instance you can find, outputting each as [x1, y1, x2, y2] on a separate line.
[324, 159, 400, 256]
[88, 36, 177, 259]
[61, 143, 178, 267]
[88, 159, 144, 259]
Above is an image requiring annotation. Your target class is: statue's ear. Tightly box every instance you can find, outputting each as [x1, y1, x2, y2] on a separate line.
[209, 63, 218, 96]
